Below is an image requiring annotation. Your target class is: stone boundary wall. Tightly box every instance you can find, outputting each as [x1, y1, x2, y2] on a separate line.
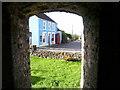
[30, 49, 82, 60]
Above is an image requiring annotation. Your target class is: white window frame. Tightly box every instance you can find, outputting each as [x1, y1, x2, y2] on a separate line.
[52, 32, 55, 44]
[43, 21, 46, 30]
[29, 32, 32, 45]
[52, 23, 55, 31]
[48, 22, 51, 30]
[42, 32, 46, 45]
[48, 32, 51, 45]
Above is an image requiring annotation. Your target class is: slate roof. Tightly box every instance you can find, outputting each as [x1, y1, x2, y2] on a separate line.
[36, 13, 57, 23]
[57, 28, 61, 31]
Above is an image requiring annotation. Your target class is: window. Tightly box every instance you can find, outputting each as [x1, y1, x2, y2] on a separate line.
[42, 33, 46, 44]
[52, 34, 54, 41]
[48, 32, 51, 45]
[43, 38, 45, 42]
[29, 32, 32, 45]
[52, 23, 55, 30]
[29, 32, 32, 37]
[48, 22, 51, 30]
[40, 36, 42, 41]
[43, 21, 46, 30]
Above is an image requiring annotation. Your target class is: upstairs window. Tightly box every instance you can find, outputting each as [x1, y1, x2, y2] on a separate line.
[52, 23, 55, 31]
[43, 21, 46, 30]
[48, 22, 51, 30]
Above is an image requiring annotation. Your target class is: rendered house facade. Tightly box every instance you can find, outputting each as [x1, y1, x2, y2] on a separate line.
[29, 13, 62, 46]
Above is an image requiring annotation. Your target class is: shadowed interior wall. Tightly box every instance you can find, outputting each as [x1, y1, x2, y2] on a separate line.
[2, 3, 14, 88]
[10, 14, 31, 88]
[3, 3, 31, 88]
[2, 2, 101, 88]
[83, 11, 99, 88]
[98, 3, 119, 88]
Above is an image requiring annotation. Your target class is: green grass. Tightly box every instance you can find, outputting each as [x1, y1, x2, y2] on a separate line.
[30, 56, 81, 88]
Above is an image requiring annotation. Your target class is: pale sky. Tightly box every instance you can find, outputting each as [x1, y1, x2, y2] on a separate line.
[45, 11, 84, 36]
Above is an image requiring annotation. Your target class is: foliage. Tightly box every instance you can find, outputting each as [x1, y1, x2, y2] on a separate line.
[61, 31, 68, 44]
[66, 33, 72, 39]
[72, 34, 80, 41]
[61, 30, 72, 43]
[30, 56, 81, 88]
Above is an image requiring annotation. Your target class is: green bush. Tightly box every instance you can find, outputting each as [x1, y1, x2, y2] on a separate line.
[72, 34, 80, 41]
[61, 30, 72, 43]
[61, 31, 68, 44]
[66, 33, 72, 39]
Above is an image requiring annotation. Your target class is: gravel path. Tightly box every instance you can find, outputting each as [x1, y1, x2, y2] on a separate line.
[37, 40, 82, 52]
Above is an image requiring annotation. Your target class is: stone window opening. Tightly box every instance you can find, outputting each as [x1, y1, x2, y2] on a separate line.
[2, 3, 99, 88]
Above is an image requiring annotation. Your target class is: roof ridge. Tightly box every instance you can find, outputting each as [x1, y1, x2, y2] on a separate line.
[36, 13, 57, 24]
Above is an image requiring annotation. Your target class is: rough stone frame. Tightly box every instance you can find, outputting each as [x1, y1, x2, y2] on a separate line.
[3, 2, 99, 88]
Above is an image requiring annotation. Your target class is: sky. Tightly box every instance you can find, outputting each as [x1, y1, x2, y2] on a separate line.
[45, 11, 84, 36]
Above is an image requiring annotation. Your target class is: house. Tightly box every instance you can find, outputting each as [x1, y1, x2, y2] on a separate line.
[29, 13, 62, 46]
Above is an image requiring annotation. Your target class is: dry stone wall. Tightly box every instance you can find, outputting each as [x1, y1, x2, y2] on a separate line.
[30, 49, 82, 61]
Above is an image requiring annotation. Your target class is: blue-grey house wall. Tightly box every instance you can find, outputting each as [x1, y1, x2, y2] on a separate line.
[29, 15, 39, 46]
[38, 18, 57, 46]
[29, 15, 62, 47]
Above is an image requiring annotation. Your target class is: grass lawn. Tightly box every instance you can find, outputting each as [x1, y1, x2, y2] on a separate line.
[30, 56, 81, 88]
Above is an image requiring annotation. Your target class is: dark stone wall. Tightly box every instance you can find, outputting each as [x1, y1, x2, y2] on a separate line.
[2, 3, 31, 88]
[83, 10, 99, 88]
[2, 3, 14, 88]
[10, 15, 31, 88]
